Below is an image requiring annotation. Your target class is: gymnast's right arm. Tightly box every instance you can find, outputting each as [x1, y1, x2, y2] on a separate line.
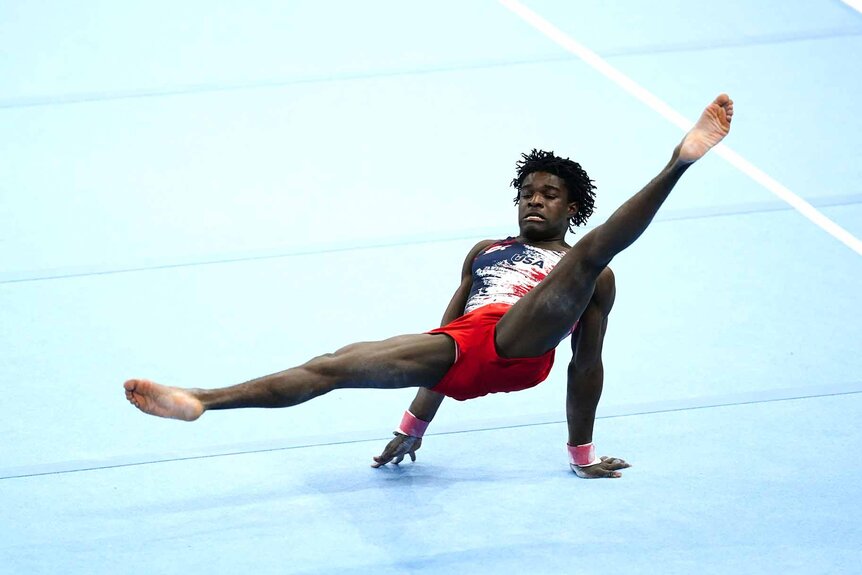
[371, 240, 493, 467]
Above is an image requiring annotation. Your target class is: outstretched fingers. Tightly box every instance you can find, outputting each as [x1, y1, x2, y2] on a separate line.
[599, 455, 631, 470]
[371, 434, 421, 468]
[571, 455, 632, 479]
[392, 450, 417, 465]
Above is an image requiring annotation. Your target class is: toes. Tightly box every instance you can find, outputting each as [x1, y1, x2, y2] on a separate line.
[124, 389, 142, 409]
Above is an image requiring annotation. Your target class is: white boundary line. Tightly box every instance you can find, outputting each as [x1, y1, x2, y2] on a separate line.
[498, 0, 862, 256]
[840, 0, 862, 14]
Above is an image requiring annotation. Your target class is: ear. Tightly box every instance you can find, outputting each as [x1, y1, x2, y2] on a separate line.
[568, 202, 578, 218]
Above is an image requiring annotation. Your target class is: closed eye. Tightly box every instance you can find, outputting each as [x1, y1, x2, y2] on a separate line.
[520, 190, 558, 200]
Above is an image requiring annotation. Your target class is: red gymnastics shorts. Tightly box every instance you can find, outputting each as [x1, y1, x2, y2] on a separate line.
[427, 303, 556, 401]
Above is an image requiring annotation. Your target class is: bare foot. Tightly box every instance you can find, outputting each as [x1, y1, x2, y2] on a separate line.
[124, 379, 204, 421]
[678, 93, 734, 163]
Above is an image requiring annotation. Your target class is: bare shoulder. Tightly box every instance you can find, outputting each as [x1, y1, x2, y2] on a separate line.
[471, 238, 498, 254]
[464, 239, 498, 262]
[459, 239, 498, 277]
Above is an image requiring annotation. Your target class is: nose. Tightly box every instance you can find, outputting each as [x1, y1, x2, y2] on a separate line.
[526, 192, 544, 206]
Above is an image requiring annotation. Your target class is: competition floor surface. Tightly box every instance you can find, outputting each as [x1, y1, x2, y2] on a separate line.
[2, 1, 861, 573]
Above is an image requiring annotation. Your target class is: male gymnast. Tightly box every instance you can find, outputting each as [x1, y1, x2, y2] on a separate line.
[124, 94, 734, 479]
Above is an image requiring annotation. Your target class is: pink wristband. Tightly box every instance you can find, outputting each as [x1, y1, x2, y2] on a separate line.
[567, 442, 599, 467]
[398, 410, 429, 438]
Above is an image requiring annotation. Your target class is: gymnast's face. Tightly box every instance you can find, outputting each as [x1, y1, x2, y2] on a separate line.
[517, 171, 577, 240]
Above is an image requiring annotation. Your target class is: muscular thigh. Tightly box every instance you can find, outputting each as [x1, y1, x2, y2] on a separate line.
[329, 333, 456, 390]
[495, 263, 608, 358]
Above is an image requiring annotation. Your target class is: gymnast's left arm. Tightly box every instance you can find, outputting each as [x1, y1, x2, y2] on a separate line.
[565, 267, 631, 479]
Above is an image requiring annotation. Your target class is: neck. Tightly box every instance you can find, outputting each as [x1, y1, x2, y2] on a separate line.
[515, 234, 569, 250]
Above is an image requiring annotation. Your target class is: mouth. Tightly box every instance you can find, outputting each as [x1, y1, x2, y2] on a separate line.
[523, 212, 545, 222]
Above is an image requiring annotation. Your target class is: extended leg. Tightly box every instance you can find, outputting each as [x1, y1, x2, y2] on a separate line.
[124, 333, 455, 421]
[497, 94, 733, 357]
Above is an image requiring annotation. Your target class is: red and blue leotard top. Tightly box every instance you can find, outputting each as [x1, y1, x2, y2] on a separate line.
[464, 238, 566, 314]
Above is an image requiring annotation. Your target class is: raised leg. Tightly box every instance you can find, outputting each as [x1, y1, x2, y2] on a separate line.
[124, 333, 456, 421]
[496, 94, 733, 357]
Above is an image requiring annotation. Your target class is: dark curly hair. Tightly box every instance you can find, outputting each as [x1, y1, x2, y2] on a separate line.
[510, 149, 597, 232]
